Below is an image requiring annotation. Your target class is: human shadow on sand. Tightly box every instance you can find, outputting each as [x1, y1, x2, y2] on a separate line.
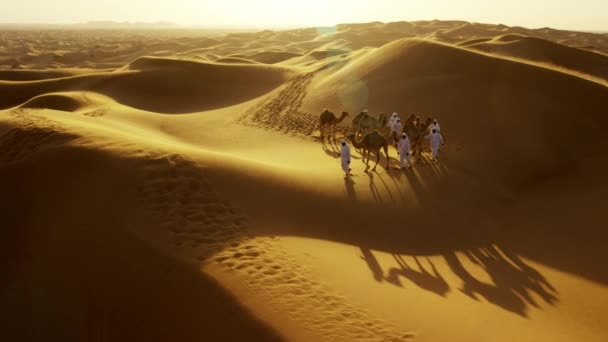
[344, 177, 357, 202]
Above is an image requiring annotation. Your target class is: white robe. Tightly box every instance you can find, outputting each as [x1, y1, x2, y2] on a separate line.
[391, 121, 403, 136]
[391, 121, 403, 144]
[340, 143, 351, 173]
[427, 132, 444, 159]
[388, 114, 399, 128]
[398, 137, 411, 167]
[428, 122, 441, 133]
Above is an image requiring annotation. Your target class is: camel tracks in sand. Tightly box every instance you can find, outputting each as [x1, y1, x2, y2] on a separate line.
[134, 152, 412, 340]
[83, 108, 107, 117]
[134, 153, 248, 254]
[239, 72, 318, 137]
[213, 237, 413, 341]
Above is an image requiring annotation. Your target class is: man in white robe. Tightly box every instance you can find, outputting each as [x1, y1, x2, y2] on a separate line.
[340, 139, 351, 175]
[398, 133, 412, 169]
[428, 119, 441, 134]
[426, 129, 444, 161]
[391, 118, 403, 147]
[388, 112, 399, 128]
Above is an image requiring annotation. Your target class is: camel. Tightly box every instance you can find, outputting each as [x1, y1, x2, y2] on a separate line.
[347, 130, 389, 172]
[351, 111, 366, 131]
[404, 114, 417, 126]
[402, 115, 433, 158]
[352, 112, 388, 136]
[319, 109, 349, 141]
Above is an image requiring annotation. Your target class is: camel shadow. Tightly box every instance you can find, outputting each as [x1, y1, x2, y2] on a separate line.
[321, 138, 340, 158]
[359, 245, 557, 317]
[360, 247, 384, 282]
[366, 172, 383, 203]
[385, 255, 450, 297]
[443, 245, 558, 317]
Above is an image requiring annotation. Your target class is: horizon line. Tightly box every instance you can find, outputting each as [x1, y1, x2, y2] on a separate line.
[0, 20, 606, 33]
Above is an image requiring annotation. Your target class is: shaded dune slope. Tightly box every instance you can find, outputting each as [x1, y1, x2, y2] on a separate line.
[0, 122, 283, 341]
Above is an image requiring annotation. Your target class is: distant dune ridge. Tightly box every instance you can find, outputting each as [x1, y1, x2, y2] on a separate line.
[1, 20, 608, 342]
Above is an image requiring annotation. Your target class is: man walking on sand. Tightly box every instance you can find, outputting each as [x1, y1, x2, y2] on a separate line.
[391, 118, 403, 148]
[428, 119, 441, 134]
[398, 132, 412, 169]
[339, 139, 351, 176]
[388, 112, 399, 128]
[426, 129, 444, 161]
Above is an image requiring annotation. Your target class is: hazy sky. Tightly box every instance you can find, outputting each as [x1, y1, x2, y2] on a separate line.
[3, 0, 607, 31]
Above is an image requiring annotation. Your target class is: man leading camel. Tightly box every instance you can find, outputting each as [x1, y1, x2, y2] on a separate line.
[339, 139, 352, 176]
[398, 133, 412, 169]
[426, 129, 444, 161]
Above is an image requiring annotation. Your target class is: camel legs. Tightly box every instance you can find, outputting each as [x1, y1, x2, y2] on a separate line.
[362, 149, 370, 171]
[384, 144, 389, 169]
[372, 149, 380, 171]
[330, 124, 337, 142]
[360, 149, 366, 166]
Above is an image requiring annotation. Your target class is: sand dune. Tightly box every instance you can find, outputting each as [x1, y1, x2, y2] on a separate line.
[0, 68, 109, 81]
[0, 58, 292, 113]
[465, 34, 608, 79]
[215, 56, 259, 64]
[0, 124, 283, 341]
[307, 38, 608, 189]
[3, 20, 606, 71]
[245, 50, 303, 64]
[2, 20, 608, 342]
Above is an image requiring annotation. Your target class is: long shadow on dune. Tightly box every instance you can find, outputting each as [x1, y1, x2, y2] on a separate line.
[320, 137, 343, 160]
[206, 154, 571, 316]
[360, 248, 384, 282]
[359, 246, 556, 316]
[443, 246, 557, 317]
[344, 177, 357, 202]
[366, 172, 384, 203]
[385, 255, 450, 297]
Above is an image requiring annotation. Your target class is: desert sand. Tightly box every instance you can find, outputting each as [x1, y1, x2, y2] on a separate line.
[1, 20, 608, 341]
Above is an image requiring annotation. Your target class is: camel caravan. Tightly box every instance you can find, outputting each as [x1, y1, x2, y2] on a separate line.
[318, 108, 444, 175]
